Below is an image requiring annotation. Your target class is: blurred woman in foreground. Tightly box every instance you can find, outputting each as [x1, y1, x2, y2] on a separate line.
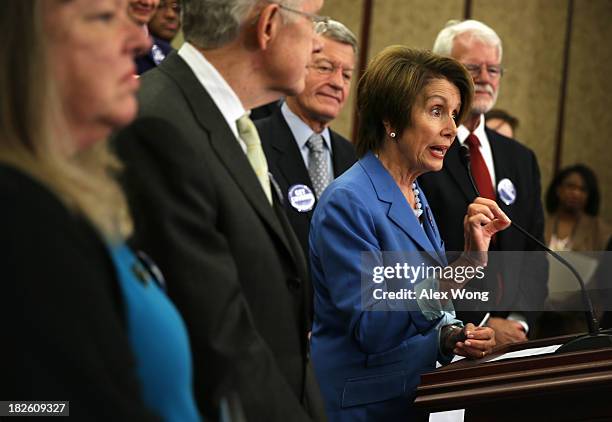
[309, 46, 508, 421]
[0, 1, 199, 420]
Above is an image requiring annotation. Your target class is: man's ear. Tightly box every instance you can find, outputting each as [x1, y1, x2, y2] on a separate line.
[256, 3, 281, 50]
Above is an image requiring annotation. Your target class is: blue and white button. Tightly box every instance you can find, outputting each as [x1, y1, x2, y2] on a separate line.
[497, 178, 516, 205]
[288, 184, 316, 212]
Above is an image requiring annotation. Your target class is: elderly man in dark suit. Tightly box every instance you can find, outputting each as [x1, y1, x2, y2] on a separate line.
[113, 0, 328, 420]
[419, 19, 548, 345]
[256, 19, 358, 258]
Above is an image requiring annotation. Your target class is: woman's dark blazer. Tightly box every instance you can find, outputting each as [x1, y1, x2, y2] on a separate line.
[0, 165, 157, 421]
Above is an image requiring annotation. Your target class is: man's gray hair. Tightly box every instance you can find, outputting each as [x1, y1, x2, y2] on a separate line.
[320, 19, 358, 54]
[182, 0, 303, 49]
[432, 19, 502, 61]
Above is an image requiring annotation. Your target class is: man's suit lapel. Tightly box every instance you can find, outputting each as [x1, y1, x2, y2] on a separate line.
[487, 128, 517, 250]
[330, 131, 355, 177]
[443, 134, 518, 249]
[361, 153, 443, 266]
[267, 111, 354, 187]
[267, 111, 314, 190]
[158, 53, 297, 262]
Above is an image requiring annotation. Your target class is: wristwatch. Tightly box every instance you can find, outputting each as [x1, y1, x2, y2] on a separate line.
[440, 324, 467, 354]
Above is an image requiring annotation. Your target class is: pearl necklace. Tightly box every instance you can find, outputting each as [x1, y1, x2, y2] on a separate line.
[412, 182, 423, 220]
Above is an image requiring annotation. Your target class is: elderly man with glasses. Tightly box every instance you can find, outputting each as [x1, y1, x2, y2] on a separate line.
[114, 0, 330, 420]
[419, 19, 548, 346]
[256, 20, 358, 273]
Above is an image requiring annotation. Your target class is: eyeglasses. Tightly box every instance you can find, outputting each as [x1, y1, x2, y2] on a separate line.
[158, 0, 180, 13]
[269, 2, 330, 34]
[463, 63, 504, 79]
[308, 59, 353, 84]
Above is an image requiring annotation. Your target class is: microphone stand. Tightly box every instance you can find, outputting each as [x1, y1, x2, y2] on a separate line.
[458, 145, 612, 353]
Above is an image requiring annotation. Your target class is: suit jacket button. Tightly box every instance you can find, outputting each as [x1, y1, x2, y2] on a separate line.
[287, 277, 301, 291]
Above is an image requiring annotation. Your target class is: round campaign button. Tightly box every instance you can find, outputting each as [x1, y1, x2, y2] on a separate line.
[288, 184, 316, 212]
[497, 178, 517, 205]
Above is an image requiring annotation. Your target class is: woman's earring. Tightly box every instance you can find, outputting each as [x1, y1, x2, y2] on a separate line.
[389, 132, 396, 139]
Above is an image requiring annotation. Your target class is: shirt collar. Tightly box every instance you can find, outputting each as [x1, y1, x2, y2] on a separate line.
[457, 114, 488, 146]
[178, 42, 247, 142]
[281, 102, 332, 152]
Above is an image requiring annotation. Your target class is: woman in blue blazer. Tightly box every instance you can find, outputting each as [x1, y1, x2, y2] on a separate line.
[309, 47, 509, 421]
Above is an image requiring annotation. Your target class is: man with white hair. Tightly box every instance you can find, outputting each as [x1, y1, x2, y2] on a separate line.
[115, 0, 328, 420]
[419, 20, 548, 345]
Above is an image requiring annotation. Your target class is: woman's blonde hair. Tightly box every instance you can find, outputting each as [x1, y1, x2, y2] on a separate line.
[0, 0, 132, 241]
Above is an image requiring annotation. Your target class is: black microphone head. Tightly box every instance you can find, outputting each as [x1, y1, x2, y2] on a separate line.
[459, 144, 471, 168]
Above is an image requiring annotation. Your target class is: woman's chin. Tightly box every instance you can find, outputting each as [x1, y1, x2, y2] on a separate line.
[111, 101, 139, 130]
[426, 161, 444, 174]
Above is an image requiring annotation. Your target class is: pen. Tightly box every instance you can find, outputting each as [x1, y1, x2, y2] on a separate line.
[478, 312, 491, 327]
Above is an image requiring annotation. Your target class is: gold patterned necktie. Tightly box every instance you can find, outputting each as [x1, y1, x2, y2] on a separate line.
[236, 114, 273, 204]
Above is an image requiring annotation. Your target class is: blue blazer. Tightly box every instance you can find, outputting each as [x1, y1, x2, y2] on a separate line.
[309, 152, 455, 421]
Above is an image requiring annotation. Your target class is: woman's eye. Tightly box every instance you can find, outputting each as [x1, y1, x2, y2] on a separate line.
[92, 11, 116, 23]
[431, 107, 442, 117]
[102, 12, 115, 22]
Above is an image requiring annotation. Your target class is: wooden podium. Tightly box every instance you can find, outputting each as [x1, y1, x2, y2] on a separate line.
[414, 334, 612, 421]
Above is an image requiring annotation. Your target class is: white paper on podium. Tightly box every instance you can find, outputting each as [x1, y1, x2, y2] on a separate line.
[435, 354, 465, 368]
[430, 344, 562, 421]
[429, 409, 465, 422]
[488, 344, 562, 362]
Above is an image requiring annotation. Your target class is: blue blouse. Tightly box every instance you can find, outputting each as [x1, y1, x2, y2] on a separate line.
[108, 244, 201, 421]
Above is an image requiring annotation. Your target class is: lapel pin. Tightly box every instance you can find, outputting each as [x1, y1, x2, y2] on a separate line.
[288, 184, 315, 212]
[497, 178, 516, 205]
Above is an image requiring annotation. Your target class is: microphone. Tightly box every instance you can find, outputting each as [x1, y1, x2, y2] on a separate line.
[459, 145, 476, 193]
[459, 144, 612, 353]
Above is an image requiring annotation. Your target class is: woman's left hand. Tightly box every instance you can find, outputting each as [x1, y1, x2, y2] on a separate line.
[453, 323, 496, 359]
[462, 197, 512, 266]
